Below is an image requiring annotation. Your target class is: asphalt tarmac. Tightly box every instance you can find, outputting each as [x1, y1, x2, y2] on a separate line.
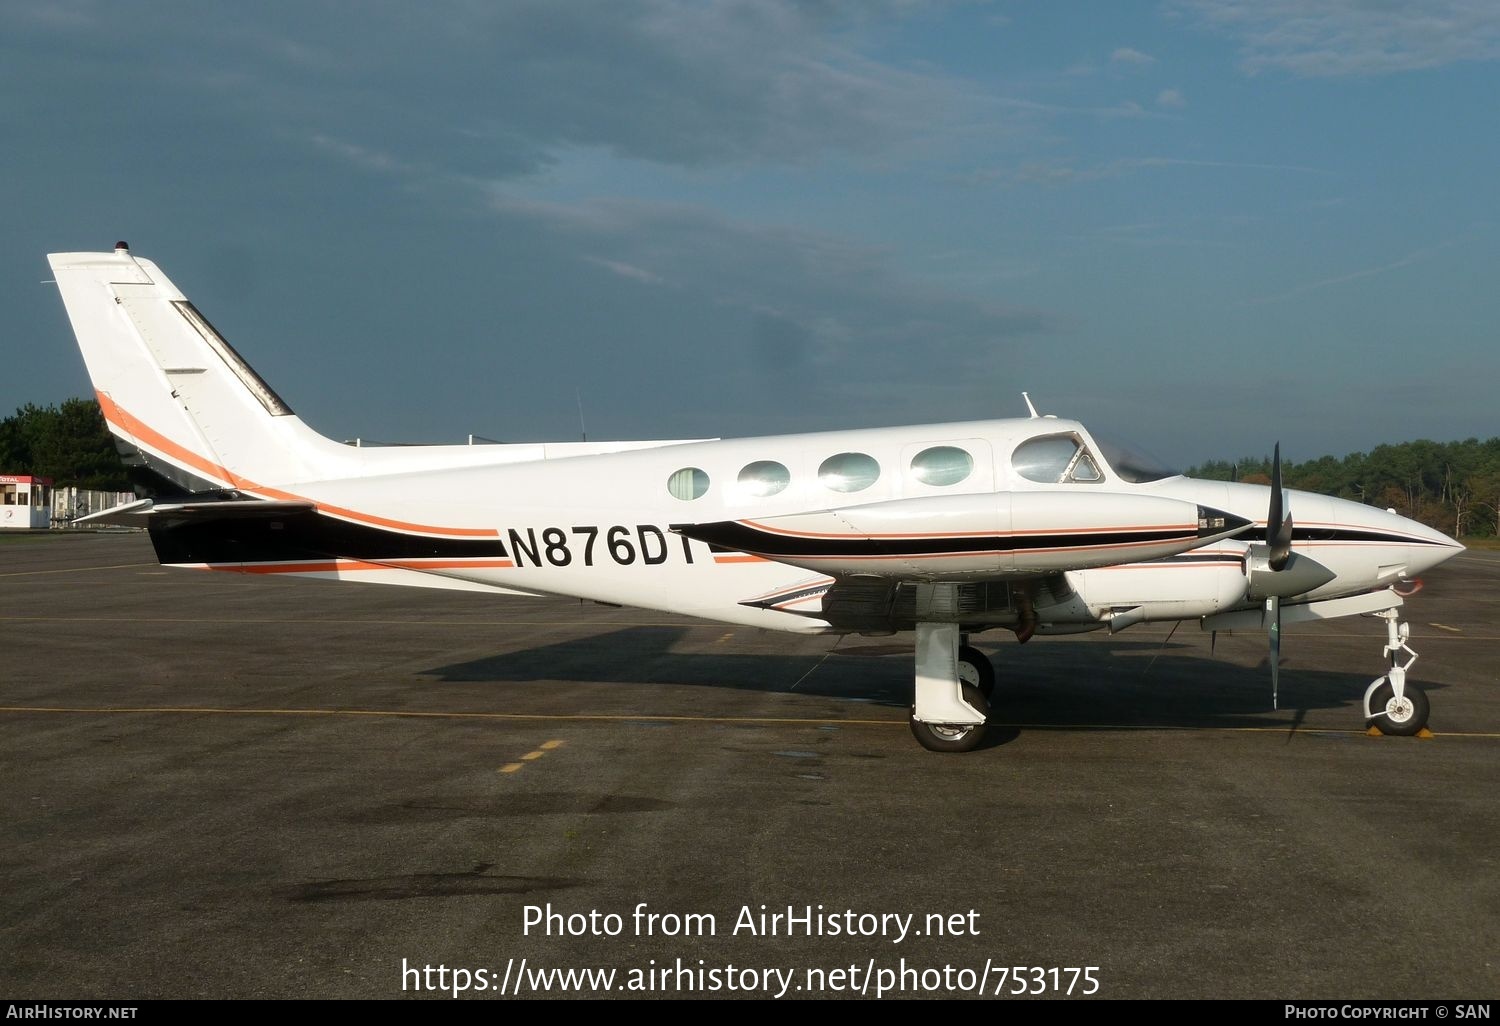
[1, 531, 1496, 1000]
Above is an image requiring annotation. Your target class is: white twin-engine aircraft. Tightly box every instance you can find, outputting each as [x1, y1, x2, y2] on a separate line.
[49, 244, 1463, 752]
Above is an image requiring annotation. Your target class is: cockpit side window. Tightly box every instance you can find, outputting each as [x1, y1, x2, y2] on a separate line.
[1093, 434, 1179, 483]
[1012, 434, 1105, 484]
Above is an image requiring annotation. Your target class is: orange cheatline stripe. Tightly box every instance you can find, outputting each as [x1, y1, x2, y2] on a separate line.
[97, 390, 232, 486]
[96, 392, 499, 539]
[713, 554, 769, 564]
[208, 557, 516, 574]
[247, 481, 500, 538]
[1092, 562, 1241, 571]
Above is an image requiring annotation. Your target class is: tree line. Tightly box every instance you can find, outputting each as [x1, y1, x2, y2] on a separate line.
[1186, 437, 1500, 539]
[0, 399, 130, 491]
[3, 399, 1496, 537]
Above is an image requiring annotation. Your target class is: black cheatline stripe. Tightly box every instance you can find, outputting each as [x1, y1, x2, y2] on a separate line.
[149, 511, 509, 566]
[1239, 526, 1447, 546]
[678, 521, 1199, 559]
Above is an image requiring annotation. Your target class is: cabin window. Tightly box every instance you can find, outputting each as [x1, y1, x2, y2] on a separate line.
[737, 460, 790, 498]
[1, 485, 16, 505]
[910, 446, 973, 487]
[667, 467, 710, 500]
[818, 452, 880, 493]
[1013, 434, 1104, 484]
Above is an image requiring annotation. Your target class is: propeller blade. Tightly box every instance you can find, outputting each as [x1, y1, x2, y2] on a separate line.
[1268, 596, 1281, 710]
[1268, 443, 1293, 571]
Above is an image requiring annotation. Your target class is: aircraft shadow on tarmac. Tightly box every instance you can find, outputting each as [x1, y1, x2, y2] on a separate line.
[419, 625, 1444, 732]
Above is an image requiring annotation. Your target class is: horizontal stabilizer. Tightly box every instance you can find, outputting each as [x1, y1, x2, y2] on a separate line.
[72, 497, 316, 527]
[70, 498, 156, 527]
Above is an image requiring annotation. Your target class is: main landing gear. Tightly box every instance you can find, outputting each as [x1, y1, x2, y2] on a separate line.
[909, 622, 996, 753]
[958, 639, 996, 700]
[1363, 608, 1431, 736]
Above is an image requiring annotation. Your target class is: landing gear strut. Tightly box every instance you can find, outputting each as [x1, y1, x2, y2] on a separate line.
[909, 622, 989, 753]
[1363, 608, 1430, 736]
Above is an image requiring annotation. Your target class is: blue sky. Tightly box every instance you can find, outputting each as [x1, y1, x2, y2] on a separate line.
[3, 0, 1496, 467]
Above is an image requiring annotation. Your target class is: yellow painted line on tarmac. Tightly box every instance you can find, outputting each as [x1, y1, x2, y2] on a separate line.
[992, 722, 1500, 739]
[0, 705, 1497, 739]
[0, 563, 154, 577]
[1429, 623, 1463, 632]
[502, 739, 566, 775]
[0, 615, 706, 628]
[0, 704, 903, 727]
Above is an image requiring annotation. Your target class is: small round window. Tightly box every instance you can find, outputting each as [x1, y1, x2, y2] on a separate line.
[910, 446, 973, 487]
[737, 460, 790, 498]
[818, 452, 880, 493]
[667, 467, 709, 500]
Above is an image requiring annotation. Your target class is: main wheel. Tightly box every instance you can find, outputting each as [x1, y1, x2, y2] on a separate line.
[1368, 680, 1430, 736]
[957, 645, 996, 699]
[909, 682, 989, 753]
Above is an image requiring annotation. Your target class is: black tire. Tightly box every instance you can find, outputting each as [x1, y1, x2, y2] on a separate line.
[1368, 680, 1430, 737]
[957, 645, 996, 699]
[909, 682, 989, 753]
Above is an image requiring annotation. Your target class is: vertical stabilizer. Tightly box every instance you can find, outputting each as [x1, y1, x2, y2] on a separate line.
[49, 245, 356, 495]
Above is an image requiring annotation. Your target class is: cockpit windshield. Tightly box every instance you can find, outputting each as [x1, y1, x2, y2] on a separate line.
[1093, 433, 1180, 484]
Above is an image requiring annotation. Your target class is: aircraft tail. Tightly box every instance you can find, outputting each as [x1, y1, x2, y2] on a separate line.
[48, 244, 355, 498]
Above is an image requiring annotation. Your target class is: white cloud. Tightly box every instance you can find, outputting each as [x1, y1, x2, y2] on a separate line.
[956, 155, 1329, 187]
[1111, 46, 1158, 66]
[1174, 0, 1500, 76]
[1156, 88, 1187, 108]
[478, 188, 1054, 421]
[584, 257, 665, 285]
[1244, 239, 1460, 305]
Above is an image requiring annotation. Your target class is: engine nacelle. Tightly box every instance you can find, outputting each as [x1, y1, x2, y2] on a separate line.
[1244, 546, 1337, 600]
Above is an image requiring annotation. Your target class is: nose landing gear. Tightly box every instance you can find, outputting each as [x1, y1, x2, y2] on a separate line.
[1363, 608, 1430, 736]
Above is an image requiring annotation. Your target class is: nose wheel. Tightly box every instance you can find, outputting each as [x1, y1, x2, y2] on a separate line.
[1363, 609, 1431, 736]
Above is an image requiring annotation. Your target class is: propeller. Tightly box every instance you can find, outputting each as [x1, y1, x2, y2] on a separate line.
[1267, 443, 1293, 571]
[1268, 595, 1281, 710]
[1265, 444, 1291, 709]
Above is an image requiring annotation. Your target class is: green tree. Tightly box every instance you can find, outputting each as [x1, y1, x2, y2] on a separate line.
[0, 399, 129, 489]
[1188, 435, 1500, 539]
